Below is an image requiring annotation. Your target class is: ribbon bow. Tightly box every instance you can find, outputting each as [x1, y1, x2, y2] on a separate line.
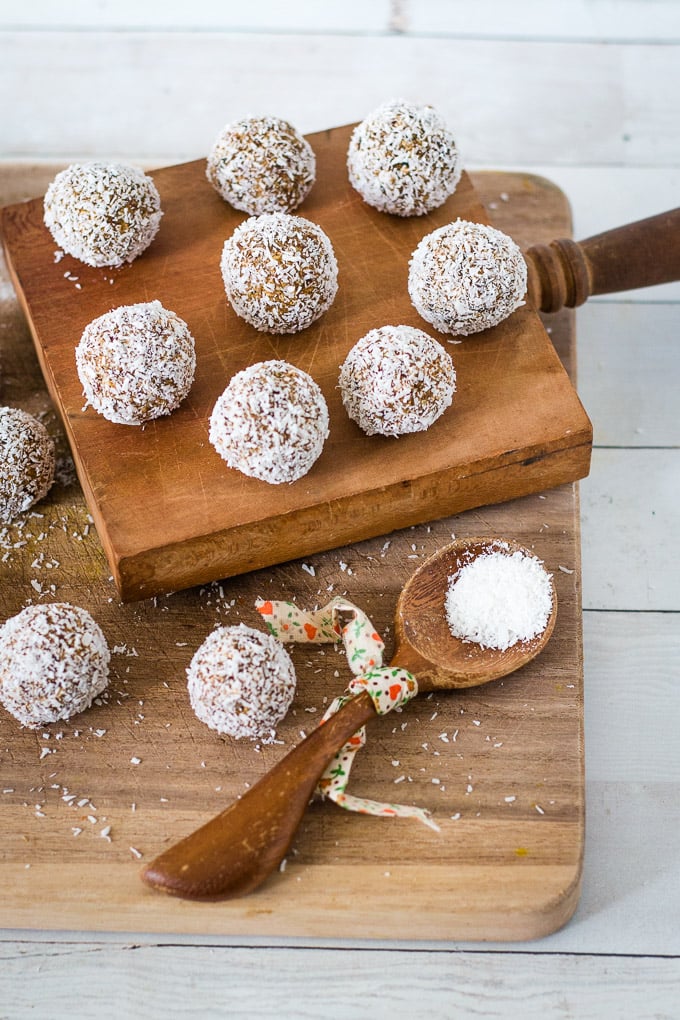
[257, 596, 439, 831]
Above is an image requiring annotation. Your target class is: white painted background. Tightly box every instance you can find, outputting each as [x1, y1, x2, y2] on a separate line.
[1, 2, 679, 1017]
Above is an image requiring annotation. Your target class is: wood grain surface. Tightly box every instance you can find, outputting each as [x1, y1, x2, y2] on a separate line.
[0, 126, 592, 601]
[0, 167, 584, 941]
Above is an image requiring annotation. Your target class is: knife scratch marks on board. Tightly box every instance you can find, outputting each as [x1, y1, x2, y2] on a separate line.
[174, 700, 202, 746]
[369, 219, 410, 264]
[304, 326, 326, 378]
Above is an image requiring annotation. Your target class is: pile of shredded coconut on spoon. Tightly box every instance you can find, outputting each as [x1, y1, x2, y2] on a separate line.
[445, 544, 553, 651]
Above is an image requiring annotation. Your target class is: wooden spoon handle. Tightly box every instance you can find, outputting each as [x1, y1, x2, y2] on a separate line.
[141, 690, 375, 900]
[525, 207, 680, 312]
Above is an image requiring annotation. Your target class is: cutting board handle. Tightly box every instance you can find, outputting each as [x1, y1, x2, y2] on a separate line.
[525, 207, 680, 312]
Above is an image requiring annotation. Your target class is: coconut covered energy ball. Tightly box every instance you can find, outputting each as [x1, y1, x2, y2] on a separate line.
[43, 162, 162, 268]
[76, 300, 196, 425]
[0, 603, 110, 729]
[347, 98, 462, 217]
[209, 360, 329, 484]
[187, 623, 296, 740]
[220, 213, 338, 334]
[408, 219, 527, 336]
[0, 406, 55, 523]
[206, 115, 316, 215]
[339, 325, 456, 437]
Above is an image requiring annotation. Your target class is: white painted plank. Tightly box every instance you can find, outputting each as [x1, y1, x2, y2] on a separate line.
[571, 778, 680, 954]
[0, 1, 392, 33]
[580, 449, 680, 611]
[1, 33, 678, 167]
[577, 303, 680, 447]
[583, 611, 680, 780]
[407, 0, 680, 42]
[0, 942, 679, 1018]
[1, 0, 679, 42]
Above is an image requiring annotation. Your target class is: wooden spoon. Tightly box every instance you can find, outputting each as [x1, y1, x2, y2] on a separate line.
[141, 538, 557, 901]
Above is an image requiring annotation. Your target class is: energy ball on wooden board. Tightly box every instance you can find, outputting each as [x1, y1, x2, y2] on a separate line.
[0, 406, 55, 523]
[43, 162, 162, 268]
[76, 300, 196, 426]
[220, 212, 338, 334]
[339, 325, 456, 437]
[347, 98, 462, 216]
[209, 360, 329, 484]
[0, 603, 110, 729]
[408, 218, 528, 336]
[206, 115, 316, 214]
[187, 623, 296, 741]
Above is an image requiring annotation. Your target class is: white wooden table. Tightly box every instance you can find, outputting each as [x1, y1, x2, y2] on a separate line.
[1, 4, 678, 1016]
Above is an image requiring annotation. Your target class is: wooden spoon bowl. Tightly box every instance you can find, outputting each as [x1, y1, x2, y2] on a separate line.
[141, 538, 556, 901]
[393, 537, 557, 689]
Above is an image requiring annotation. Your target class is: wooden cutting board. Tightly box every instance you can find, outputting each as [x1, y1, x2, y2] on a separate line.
[0, 125, 591, 601]
[0, 164, 583, 941]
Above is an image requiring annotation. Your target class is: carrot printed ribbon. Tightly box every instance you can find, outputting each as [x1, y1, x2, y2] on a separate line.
[256, 596, 439, 831]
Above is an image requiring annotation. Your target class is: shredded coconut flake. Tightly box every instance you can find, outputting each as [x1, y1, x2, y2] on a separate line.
[445, 543, 553, 651]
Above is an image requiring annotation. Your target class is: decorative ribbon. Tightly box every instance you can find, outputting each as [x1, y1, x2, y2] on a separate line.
[256, 596, 439, 831]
